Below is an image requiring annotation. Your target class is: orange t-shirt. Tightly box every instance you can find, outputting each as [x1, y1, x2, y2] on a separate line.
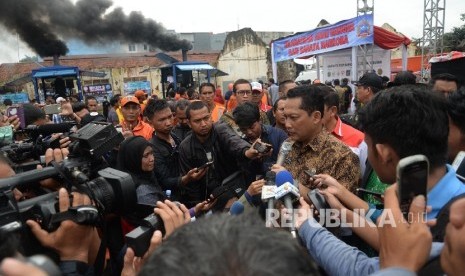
[227, 95, 237, 111]
[123, 120, 154, 140]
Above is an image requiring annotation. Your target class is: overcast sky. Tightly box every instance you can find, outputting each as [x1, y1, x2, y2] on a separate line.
[0, 0, 463, 63]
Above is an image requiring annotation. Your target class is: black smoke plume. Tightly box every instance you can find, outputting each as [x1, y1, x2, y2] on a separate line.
[0, 0, 192, 58]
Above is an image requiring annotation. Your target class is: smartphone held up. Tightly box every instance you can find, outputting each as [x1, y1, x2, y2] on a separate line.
[396, 154, 429, 221]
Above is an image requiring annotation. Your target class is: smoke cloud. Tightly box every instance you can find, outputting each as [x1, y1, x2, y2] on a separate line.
[0, 0, 192, 57]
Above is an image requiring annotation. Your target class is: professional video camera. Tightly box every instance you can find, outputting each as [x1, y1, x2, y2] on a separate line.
[0, 123, 76, 166]
[0, 122, 136, 253]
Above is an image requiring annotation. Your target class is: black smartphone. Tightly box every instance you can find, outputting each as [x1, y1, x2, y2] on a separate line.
[196, 161, 213, 172]
[253, 141, 272, 154]
[396, 155, 429, 221]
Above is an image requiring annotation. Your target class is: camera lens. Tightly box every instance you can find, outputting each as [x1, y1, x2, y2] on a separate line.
[80, 168, 137, 215]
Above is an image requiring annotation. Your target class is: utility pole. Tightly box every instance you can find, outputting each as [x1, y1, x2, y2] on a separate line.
[421, 0, 445, 82]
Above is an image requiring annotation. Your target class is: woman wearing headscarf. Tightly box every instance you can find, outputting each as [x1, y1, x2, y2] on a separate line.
[117, 136, 165, 220]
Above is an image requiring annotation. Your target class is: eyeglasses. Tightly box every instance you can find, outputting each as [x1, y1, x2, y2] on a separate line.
[236, 90, 261, 96]
[236, 90, 252, 96]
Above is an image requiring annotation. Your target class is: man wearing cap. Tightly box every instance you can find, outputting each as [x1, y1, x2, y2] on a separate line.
[250, 81, 272, 112]
[220, 79, 270, 136]
[120, 95, 153, 140]
[355, 72, 383, 105]
[199, 83, 225, 123]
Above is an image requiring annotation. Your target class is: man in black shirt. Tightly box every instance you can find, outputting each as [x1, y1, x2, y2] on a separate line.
[178, 101, 262, 208]
[145, 100, 203, 201]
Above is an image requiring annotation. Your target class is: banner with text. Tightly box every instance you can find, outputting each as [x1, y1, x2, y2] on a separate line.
[321, 45, 391, 82]
[272, 14, 374, 62]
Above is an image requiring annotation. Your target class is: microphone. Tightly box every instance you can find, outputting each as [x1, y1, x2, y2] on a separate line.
[229, 201, 244, 216]
[262, 171, 276, 210]
[275, 170, 300, 238]
[276, 141, 293, 166]
[25, 123, 74, 136]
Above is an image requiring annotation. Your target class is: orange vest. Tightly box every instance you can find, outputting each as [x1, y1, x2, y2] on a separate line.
[211, 103, 225, 122]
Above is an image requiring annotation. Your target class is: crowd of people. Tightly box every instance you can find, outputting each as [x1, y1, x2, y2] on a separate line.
[0, 71, 464, 276]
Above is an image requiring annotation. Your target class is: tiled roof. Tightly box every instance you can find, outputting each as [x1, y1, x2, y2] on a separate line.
[0, 51, 220, 84]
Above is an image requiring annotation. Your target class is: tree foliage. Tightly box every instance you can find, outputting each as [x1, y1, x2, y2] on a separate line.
[443, 13, 465, 52]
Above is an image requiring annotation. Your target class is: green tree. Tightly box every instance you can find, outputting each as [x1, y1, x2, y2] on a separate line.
[443, 13, 465, 52]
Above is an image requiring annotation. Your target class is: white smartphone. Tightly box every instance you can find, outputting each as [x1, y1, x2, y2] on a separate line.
[396, 154, 429, 221]
[452, 151, 465, 182]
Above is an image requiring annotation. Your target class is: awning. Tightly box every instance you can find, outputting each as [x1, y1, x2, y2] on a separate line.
[32, 68, 78, 78]
[175, 64, 216, 71]
[373, 26, 411, 50]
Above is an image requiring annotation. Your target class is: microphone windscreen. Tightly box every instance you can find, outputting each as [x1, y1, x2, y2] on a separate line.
[276, 170, 294, 187]
[229, 201, 244, 216]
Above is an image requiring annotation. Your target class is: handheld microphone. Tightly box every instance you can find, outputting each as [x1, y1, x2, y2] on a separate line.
[229, 201, 244, 216]
[275, 170, 299, 238]
[276, 141, 293, 166]
[25, 123, 74, 136]
[262, 171, 276, 210]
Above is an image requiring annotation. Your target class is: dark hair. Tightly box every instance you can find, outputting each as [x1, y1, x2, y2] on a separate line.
[199, 83, 215, 93]
[333, 79, 340, 85]
[110, 95, 121, 107]
[85, 96, 97, 106]
[139, 212, 319, 276]
[176, 99, 190, 111]
[3, 99, 12, 106]
[233, 79, 251, 94]
[278, 80, 295, 92]
[286, 85, 325, 117]
[23, 103, 45, 126]
[178, 87, 187, 95]
[432, 73, 458, 84]
[323, 90, 340, 110]
[269, 78, 275, 84]
[186, 101, 208, 120]
[447, 87, 465, 134]
[144, 99, 170, 120]
[168, 90, 176, 98]
[273, 96, 287, 112]
[187, 88, 196, 99]
[72, 102, 87, 113]
[393, 71, 416, 86]
[359, 85, 448, 169]
[342, 78, 349, 84]
[233, 102, 260, 128]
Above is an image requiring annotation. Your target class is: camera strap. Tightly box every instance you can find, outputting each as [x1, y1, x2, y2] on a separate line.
[47, 205, 99, 230]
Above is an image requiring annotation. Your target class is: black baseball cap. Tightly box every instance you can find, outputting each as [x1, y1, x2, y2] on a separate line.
[355, 72, 383, 90]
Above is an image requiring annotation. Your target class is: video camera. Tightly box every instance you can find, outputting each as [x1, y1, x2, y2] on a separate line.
[0, 122, 136, 254]
[0, 123, 76, 166]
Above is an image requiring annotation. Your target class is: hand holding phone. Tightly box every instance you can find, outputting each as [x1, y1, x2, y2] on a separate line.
[196, 161, 213, 173]
[396, 155, 429, 221]
[6, 105, 26, 129]
[253, 141, 273, 154]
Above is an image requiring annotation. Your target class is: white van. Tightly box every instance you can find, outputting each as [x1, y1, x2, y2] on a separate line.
[295, 69, 323, 83]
